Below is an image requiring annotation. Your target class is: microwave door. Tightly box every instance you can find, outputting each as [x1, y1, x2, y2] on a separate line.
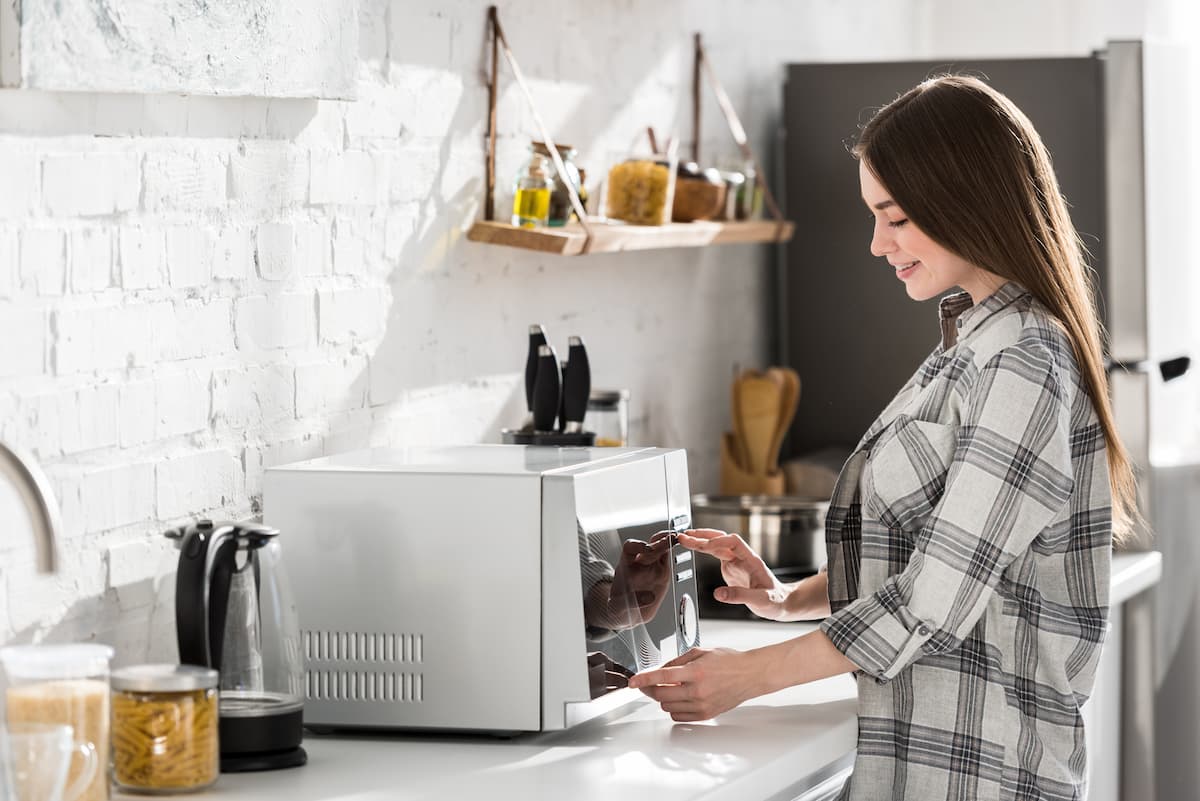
[579, 522, 701, 700]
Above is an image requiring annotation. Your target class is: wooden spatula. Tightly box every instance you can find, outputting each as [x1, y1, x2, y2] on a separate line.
[735, 370, 784, 476]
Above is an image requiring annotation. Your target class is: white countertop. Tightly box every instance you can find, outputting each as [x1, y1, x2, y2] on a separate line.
[116, 550, 1161, 801]
[117, 620, 856, 801]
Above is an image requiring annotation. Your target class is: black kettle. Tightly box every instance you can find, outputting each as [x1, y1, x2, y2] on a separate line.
[167, 520, 306, 772]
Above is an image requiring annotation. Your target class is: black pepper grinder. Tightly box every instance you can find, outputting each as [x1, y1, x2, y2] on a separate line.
[532, 344, 562, 433]
[560, 336, 591, 433]
[523, 324, 548, 431]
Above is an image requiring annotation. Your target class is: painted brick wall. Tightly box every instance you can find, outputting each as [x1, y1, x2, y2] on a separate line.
[0, 0, 1172, 661]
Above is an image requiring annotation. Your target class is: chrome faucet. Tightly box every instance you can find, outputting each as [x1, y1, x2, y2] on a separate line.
[0, 442, 60, 573]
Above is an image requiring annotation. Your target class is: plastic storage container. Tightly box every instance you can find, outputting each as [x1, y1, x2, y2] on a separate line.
[0, 643, 114, 801]
[110, 664, 220, 794]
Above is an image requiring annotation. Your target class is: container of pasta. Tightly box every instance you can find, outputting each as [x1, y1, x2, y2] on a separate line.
[603, 144, 678, 226]
[110, 664, 219, 794]
[1, 643, 114, 801]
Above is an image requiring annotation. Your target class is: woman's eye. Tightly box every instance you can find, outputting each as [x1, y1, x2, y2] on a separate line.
[888, 218, 909, 228]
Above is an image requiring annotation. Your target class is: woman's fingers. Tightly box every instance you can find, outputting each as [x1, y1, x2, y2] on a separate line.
[629, 650, 703, 690]
[713, 585, 772, 606]
[677, 530, 752, 561]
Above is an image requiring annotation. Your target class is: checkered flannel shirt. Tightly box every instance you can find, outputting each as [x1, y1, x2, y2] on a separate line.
[821, 281, 1112, 801]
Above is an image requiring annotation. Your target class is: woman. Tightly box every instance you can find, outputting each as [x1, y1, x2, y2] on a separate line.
[628, 75, 1139, 801]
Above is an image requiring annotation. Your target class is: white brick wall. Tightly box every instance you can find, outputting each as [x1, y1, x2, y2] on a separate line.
[0, 0, 1167, 659]
[42, 152, 140, 217]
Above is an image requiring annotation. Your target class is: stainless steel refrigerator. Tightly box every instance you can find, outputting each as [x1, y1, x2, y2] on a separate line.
[780, 40, 1198, 801]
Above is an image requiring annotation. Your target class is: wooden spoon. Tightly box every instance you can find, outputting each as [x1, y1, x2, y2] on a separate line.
[765, 367, 800, 477]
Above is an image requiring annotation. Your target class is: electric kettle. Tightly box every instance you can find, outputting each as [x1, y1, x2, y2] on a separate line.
[165, 520, 306, 772]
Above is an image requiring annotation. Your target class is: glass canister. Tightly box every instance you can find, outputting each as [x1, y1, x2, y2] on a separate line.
[588, 389, 630, 447]
[1, 643, 114, 801]
[603, 144, 678, 226]
[110, 665, 219, 794]
[532, 141, 583, 226]
[511, 150, 553, 228]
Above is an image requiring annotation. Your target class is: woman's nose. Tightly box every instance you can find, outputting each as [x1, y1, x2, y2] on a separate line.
[870, 220, 894, 257]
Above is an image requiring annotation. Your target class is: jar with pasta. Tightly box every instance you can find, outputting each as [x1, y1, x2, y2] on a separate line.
[603, 144, 678, 226]
[110, 665, 219, 794]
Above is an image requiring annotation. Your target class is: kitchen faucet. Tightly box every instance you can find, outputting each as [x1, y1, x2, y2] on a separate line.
[0, 442, 60, 573]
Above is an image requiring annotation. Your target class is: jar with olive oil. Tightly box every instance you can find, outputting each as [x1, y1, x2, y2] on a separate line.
[512, 152, 552, 228]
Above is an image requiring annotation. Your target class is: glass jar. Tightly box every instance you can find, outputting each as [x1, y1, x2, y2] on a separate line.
[603, 146, 678, 226]
[588, 389, 630, 447]
[532, 141, 583, 226]
[110, 665, 219, 794]
[0, 643, 114, 801]
[512, 151, 553, 228]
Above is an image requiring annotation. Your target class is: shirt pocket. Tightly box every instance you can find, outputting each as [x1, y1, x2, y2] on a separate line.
[862, 415, 958, 530]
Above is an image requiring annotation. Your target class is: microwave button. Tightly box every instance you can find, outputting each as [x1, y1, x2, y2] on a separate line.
[675, 568, 694, 583]
[674, 550, 692, 565]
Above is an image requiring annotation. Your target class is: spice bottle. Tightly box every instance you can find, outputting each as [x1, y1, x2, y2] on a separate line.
[532, 141, 583, 226]
[110, 664, 220, 794]
[512, 152, 553, 228]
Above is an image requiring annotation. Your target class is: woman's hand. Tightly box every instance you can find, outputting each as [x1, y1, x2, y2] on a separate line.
[630, 630, 861, 721]
[679, 529, 829, 621]
[627, 646, 764, 722]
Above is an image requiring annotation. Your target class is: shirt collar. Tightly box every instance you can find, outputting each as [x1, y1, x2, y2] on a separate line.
[938, 281, 1029, 349]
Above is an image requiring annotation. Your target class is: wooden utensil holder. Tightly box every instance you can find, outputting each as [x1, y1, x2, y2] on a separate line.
[719, 431, 784, 496]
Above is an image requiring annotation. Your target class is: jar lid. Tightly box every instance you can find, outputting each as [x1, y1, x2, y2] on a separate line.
[111, 664, 219, 693]
[0, 643, 114, 680]
[588, 388, 629, 407]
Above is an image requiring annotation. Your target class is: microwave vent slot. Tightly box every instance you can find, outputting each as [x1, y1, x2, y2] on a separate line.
[305, 669, 425, 703]
[303, 630, 424, 664]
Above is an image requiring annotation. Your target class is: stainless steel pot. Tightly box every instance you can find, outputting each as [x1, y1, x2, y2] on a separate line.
[690, 494, 829, 619]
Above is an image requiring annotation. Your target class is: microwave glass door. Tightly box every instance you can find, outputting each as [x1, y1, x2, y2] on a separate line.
[578, 520, 700, 699]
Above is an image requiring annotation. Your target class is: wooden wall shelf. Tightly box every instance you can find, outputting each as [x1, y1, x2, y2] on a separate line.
[467, 219, 794, 256]
[479, 9, 792, 259]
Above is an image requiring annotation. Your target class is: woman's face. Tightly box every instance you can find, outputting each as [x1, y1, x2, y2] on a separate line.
[859, 160, 997, 304]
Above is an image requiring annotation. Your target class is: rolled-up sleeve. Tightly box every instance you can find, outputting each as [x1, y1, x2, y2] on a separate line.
[821, 341, 1076, 680]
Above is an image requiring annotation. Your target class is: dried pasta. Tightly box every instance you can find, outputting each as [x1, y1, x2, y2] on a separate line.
[606, 160, 672, 225]
[112, 687, 219, 792]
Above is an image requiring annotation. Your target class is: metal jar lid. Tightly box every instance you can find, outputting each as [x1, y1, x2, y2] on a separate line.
[111, 664, 219, 693]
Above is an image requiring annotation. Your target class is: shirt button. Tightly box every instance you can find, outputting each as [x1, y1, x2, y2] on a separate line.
[875, 677, 888, 685]
[955, 319, 964, 330]
[918, 625, 931, 636]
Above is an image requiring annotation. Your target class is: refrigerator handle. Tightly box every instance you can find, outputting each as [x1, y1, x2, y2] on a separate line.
[1105, 356, 1191, 382]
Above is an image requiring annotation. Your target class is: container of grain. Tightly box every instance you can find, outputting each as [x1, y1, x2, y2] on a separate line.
[110, 664, 219, 794]
[1, 643, 114, 801]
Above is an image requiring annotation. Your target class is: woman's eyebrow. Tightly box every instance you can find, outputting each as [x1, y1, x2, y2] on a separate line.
[873, 199, 896, 210]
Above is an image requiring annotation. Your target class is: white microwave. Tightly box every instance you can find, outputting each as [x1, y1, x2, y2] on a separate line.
[263, 445, 701, 734]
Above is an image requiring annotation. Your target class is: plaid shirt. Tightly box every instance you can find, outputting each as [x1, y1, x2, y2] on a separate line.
[821, 282, 1112, 801]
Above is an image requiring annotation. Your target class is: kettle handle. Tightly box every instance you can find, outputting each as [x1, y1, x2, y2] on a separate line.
[176, 523, 239, 670]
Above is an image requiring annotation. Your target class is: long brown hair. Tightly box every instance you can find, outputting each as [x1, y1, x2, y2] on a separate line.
[854, 75, 1139, 545]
